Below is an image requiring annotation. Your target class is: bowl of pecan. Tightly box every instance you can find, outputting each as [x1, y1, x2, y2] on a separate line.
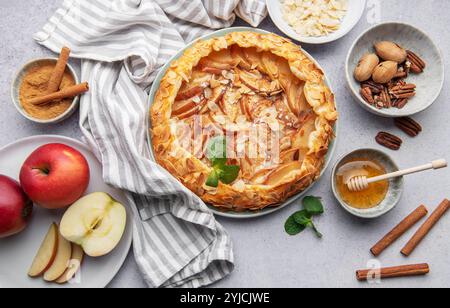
[346, 22, 444, 117]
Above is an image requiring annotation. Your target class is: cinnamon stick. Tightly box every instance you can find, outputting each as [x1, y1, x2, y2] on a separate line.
[371, 205, 428, 257]
[356, 263, 429, 282]
[29, 82, 89, 106]
[401, 199, 450, 256]
[47, 47, 71, 94]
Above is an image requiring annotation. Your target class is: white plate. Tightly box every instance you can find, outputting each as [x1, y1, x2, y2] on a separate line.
[0, 135, 132, 288]
[147, 27, 339, 219]
[266, 0, 366, 44]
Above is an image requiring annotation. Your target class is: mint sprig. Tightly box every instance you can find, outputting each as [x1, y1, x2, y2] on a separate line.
[205, 136, 240, 188]
[284, 196, 324, 238]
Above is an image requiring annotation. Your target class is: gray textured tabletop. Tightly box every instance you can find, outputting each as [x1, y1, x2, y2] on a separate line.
[1, 0, 449, 288]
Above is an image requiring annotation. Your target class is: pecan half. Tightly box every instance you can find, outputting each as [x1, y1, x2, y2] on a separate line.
[407, 50, 426, 74]
[394, 70, 407, 79]
[380, 87, 392, 108]
[360, 87, 375, 105]
[376, 132, 403, 150]
[361, 80, 383, 94]
[390, 83, 416, 99]
[394, 117, 422, 137]
[394, 98, 409, 109]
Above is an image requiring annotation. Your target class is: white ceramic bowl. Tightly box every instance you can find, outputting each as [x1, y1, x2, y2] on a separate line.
[266, 0, 366, 44]
[11, 58, 80, 124]
[346, 22, 445, 117]
[331, 149, 404, 219]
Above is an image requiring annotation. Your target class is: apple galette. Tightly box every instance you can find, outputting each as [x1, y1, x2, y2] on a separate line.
[151, 32, 337, 212]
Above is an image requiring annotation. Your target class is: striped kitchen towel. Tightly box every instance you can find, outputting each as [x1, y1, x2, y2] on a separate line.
[34, 0, 267, 288]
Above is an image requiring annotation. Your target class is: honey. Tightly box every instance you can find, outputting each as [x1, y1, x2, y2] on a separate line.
[336, 158, 389, 209]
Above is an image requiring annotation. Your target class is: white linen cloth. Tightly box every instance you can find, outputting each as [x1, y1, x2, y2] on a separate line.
[34, 0, 267, 288]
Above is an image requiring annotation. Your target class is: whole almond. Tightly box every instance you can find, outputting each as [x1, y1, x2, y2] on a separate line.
[372, 61, 398, 84]
[354, 53, 380, 82]
[375, 41, 407, 63]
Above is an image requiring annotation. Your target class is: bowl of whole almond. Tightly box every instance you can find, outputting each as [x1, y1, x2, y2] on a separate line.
[346, 22, 444, 117]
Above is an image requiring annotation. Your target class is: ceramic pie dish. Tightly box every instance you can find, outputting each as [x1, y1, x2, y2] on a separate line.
[148, 28, 338, 218]
[150, 29, 338, 213]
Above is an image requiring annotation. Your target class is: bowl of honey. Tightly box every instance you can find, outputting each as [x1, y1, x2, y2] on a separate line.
[331, 149, 404, 218]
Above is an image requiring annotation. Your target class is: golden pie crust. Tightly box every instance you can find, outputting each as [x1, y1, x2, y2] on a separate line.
[150, 32, 338, 212]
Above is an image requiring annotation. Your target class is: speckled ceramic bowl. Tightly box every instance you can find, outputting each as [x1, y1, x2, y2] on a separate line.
[331, 149, 404, 219]
[346, 22, 444, 117]
[11, 58, 79, 124]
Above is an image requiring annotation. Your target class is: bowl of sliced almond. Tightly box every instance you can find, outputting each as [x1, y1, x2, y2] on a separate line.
[346, 22, 444, 117]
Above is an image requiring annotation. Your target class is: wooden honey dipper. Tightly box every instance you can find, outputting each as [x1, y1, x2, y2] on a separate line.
[347, 159, 448, 192]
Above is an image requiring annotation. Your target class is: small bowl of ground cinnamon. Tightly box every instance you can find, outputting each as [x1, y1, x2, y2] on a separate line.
[11, 57, 80, 124]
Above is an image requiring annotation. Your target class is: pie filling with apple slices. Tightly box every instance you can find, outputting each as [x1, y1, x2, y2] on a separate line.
[151, 32, 337, 211]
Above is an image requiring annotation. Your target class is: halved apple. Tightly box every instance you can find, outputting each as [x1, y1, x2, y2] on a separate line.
[28, 223, 58, 277]
[60, 192, 127, 258]
[55, 244, 84, 284]
[43, 228, 72, 282]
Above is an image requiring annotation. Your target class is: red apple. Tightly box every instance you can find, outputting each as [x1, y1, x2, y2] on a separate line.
[0, 175, 33, 238]
[20, 143, 90, 209]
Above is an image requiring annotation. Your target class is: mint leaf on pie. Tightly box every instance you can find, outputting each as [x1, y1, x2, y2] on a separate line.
[219, 165, 241, 184]
[206, 170, 219, 188]
[206, 136, 227, 167]
[205, 136, 240, 187]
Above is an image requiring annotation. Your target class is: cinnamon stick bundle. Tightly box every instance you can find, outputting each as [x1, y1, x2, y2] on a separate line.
[46, 47, 71, 94]
[401, 199, 450, 256]
[356, 263, 430, 282]
[29, 82, 89, 106]
[371, 205, 428, 257]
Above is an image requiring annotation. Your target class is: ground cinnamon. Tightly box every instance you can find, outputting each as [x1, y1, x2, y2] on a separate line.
[401, 199, 450, 256]
[371, 205, 428, 257]
[356, 263, 429, 281]
[19, 61, 75, 120]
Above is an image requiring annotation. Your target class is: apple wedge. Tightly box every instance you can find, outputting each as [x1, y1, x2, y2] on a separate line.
[28, 223, 58, 277]
[175, 86, 204, 101]
[264, 162, 302, 186]
[60, 192, 127, 258]
[55, 244, 84, 284]
[172, 98, 198, 117]
[43, 227, 72, 282]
